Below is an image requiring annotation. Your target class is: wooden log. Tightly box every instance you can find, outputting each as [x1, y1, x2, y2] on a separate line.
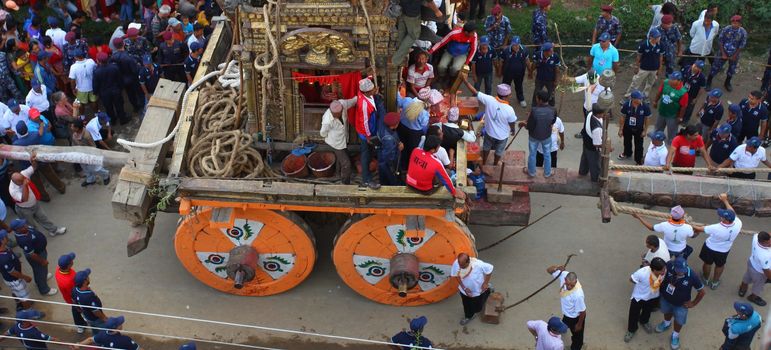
[448, 65, 469, 95]
[0, 144, 129, 167]
[481, 292, 505, 324]
[112, 79, 186, 226]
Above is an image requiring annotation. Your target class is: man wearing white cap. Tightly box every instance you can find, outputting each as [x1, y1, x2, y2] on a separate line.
[436, 106, 476, 160]
[320, 96, 358, 184]
[633, 205, 697, 259]
[461, 77, 517, 166]
[397, 84, 430, 173]
[354, 77, 383, 189]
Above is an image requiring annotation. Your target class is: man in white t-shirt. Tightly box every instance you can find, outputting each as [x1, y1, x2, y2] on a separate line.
[44, 18, 67, 50]
[450, 253, 493, 326]
[68, 50, 97, 113]
[406, 51, 435, 97]
[547, 264, 586, 350]
[427, 125, 451, 168]
[569, 69, 609, 138]
[643, 234, 670, 266]
[85, 112, 111, 150]
[717, 137, 770, 180]
[0, 99, 30, 136]
[643, 131, 668, 166]
[633, 205, 697, 259]
[8, 154, 66, 236]
[527, 316, 568, 350]
[625, 257, 666, 343]
[536, 116, 564, 168]
[462, 77, 517, 166]
[739, 231, 771, 307]
[694, 193, 742, 290]
[319, 97, 357, 184]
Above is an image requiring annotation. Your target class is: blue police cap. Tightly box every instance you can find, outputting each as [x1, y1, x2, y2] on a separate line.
[709, 88, 723, 98]
[548, 316, 568, 334]
[542, 42, 554, 51]
[104, 316, 125, 329]
[410, 316, 428, 331]
[7, 99, 18, 109]
[75, 268, 91, 287]
[747, 136, 762, 148]
[179, 342, 197, 350]
[9, 218, 26, 230]
[16, 309, 43, 321]
[669, 71, 682, 80]
[728, 104, 741, 114]
[142, 54, 153, 65]
[58, 252, 76, 269]
[717, 208, 736, 222]
[630, 90, 643, 100]
[717, 123, 732, 135]
[599, 32, 610, 41]
[479, 35, 490, 46]
[190, 41, 202, 52]
[734, 301, 754, 317]
[15, 121, 27, 136]
[649, 28, 662, 38]
[648, 131, 666, 141]
[694, 60, 705, 69]
[511, 36, 521, 45]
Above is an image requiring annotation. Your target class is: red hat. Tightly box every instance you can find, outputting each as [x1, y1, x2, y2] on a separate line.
[537, 0, 550, 8]
[600, 5, 613, 12]
[112, 37, 124, 47]
[65, 31, 75, 42]
[491, 4, 502, 15]
[384, 112, 400, 128]
[29, 107, 40, 120]
[661, 14, 673, 24]
[162, 31, 173, 41]
[96, 52, 108, 63]
[731, 15, 742, 22]
[127, 27, 139, 37]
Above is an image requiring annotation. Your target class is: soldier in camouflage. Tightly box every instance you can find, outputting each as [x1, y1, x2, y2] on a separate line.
[707, 15, 747, 92]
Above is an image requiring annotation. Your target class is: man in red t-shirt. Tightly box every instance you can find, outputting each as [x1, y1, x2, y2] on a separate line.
[55, 252, 87, 334]
[406, 135, 466, 199]
[664, 124, 715, 170]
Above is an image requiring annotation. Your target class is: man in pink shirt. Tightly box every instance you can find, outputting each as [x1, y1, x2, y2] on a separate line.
[527, 316, 567, 350]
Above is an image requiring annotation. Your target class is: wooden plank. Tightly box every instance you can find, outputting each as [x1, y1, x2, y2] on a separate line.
[455, 140, 467, 190]
[112, 79, 186, 224]
[169, 17, 231, 178]
[481, 292, 505, 324]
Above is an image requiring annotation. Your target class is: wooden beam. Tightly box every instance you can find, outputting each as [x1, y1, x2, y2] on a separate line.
[0, 144, 129, 167]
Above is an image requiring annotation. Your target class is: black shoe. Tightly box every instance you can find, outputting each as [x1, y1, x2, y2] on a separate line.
[81, 181, 95, 187]
[103, 176, 111, 185]
[705, 75, 713, 90]
[368, 182, 381, 190]
[724, 77, 733, 92]
[574, 132, 583, 139]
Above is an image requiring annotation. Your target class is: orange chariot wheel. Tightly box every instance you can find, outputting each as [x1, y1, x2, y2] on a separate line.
[332, 214, 476, 306]
[175, 208, 316, 296]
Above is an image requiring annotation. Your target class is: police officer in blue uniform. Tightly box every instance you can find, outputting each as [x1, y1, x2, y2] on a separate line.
[0, 230, 36, 313]
[3, 309, 61, 350]
[184, 41, 204, 85]
[180, 342, 197, 350]
[11, 219, 56, 297]
[531, 0, 550, 47]
[680, 60, 707, 124]
[501, 36, 530, 108]
[738, 91, 769, 144]
[707, 15, 747, 92]
[725, 104, 743, 141]
[618, 90, 652, 165]
[656, 14, 681, 75]
[709, 124, 739, 165]
[529, 42, 560, 107]
[79, 316, 143, 350]
[157, 31, 188, 83]
[138, 55, 162, 102]
[72, 268, 108, 335]
[391, 316, 433, 350]
[699, 88, 724, 143]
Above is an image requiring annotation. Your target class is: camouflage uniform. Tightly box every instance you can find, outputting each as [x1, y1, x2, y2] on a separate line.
[0, 52, 22, 102]
[595, 15, 621, 43]
[123, 37, 152, 64]
[710, 26, 747, 79]
[656, 24, 681, 75]
[531, 9, 548, 46]
[61, 39, 89, 71]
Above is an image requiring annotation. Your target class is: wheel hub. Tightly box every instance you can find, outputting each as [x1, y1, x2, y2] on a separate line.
[226, 245, 259, 289]
[389, 253, 419, 297]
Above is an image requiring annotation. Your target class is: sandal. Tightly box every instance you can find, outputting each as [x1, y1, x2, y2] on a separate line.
[748, 295, 767, 306]
[617, 154, 627, 160]
[738, 288, 747, 297]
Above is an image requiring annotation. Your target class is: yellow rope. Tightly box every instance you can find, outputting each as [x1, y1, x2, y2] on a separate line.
[609, 162, 771, 173]
[607, 197, 758, 235]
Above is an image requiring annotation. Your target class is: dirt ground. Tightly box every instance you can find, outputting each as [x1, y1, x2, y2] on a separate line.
[2, 49, 768, 349]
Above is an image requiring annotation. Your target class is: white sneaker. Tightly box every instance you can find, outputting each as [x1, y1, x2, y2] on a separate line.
[47, 272, 53, 280]
[519, 100, 527, 108]
[45, 288, 58, 296]
[55, 227, 67, 235]
[76, 327, 85, 334]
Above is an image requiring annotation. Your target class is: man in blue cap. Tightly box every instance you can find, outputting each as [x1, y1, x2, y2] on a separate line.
[526, 316, 567, 349]
[179, 342, 196, 350]
[501, 36, 530, 108]
[716, 136, 770, 179]
[470, 36, 494, 95]
[529, 42, 560, 107]
[44, 16, 67, 49]
[80, 316, 143, 349]
[618, 90, 651, 165]
[390, 315, 432, 349]
[708, 123, 739, 165]
[693, 193, 741, 290]
[184, 41, 204, 85]
[680, 60, 707, 124]
[55, 252, 87, 334]
[11, 219, 57, 296]
[625, 28, 663, 102]
[138, 54, 162, 105]
[32, 50, 56, 96]
[699, 88, 724, 142]
[589, 32, 619, 75]
[0, 230, 37, 313]
[1, 98, 31, 137]
[72, 268, 109, 334]
[643, 131, 668, 166]
[85, 111, 112, 151]
[721, 302, 762, 349]
[68, 48, 97, 114]
[3, 309, 63, 350]
[738, 90, 768, 144]
[652, 71, 689, 143]
[656, 257, 705, 350]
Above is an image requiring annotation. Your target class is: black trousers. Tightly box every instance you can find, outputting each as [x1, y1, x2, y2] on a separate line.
[628, 297, 657, 333]
[562, 314, 585, 350]
[467, 0, 485, 19]
[533, 79, 556, 106]
[579, 146, 601, 182]
[682, 100, 697, 124]
[71, 305, 87, 327]
[398, 125, 424, 171]
[502, 72, 525, 103]
[99, 92, 127, 124]
[460, 289, 490, 319]
[729, 172, 756, 180]
[536, 150, 558, 168]
[622, 127, 644, 165]
[124, 80, 144, 112]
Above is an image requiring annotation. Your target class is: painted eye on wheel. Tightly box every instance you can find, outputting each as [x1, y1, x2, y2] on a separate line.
[227, 227, 244, 239]
[366, 266, 386, 277]
[407, 236, 423, 246]
[205, 254, 225, 265]
[419, 271, 435, 283]
[263, 261, 282, 272]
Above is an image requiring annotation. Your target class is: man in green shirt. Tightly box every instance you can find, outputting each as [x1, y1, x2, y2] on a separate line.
[652, 71, 689, 143]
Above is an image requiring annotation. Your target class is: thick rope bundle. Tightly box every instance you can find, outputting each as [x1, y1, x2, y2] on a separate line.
[188, 83, 275, 178]
[217, 60, 241, 88]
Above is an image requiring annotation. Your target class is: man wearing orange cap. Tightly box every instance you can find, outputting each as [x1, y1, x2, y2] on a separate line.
[594, 5, 622, 45]
[93, 52, 127, 124]
[157, 30, 188, 82]
[655, 14, 682, 75]
[707, 15, 747, 92]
